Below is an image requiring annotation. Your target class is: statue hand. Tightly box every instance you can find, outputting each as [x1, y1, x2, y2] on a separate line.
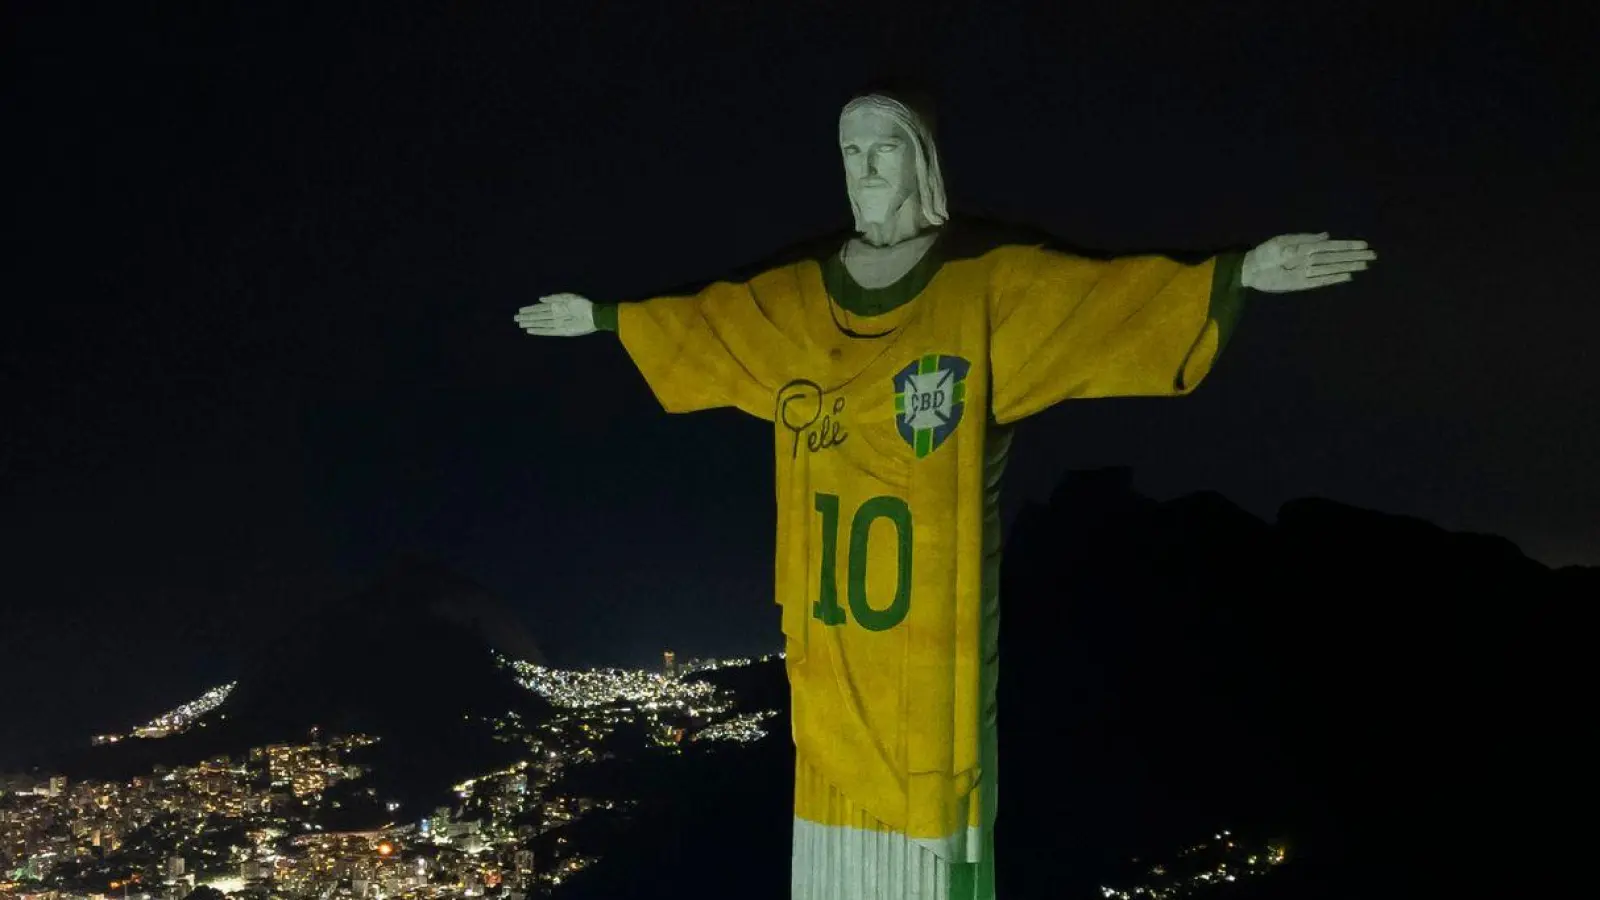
[515, 293, 596, 337]
[1242, 233, 1377, 293]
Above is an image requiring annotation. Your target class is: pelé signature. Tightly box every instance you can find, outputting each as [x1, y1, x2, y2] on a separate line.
[777, 379, 848, 459]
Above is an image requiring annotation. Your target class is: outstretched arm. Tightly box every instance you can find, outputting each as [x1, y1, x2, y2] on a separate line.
[988, 231, 1376, 423]
[988, 248, 1245, 422]
[514, 277, 794, 420]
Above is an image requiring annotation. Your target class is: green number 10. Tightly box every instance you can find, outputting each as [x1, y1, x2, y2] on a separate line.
[812, 492, 913, 632]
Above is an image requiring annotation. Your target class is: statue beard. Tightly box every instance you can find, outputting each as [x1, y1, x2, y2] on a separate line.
[851, 183, 917, 229]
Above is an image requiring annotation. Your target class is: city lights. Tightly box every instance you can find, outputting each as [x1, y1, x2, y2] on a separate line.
[690, 710, 781, 744]
[1099, 831, 1289, 900]
[3, 653, 780, 899]
[91, 683, 237, 745]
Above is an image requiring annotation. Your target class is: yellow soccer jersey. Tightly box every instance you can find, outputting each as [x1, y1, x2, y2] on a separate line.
[612, 217, 1245, 859]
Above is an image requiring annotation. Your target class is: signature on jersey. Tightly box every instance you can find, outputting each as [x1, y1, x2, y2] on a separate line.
[777, 379, 848, 458]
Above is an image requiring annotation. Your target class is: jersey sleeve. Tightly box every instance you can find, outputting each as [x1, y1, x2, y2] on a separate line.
[614, 275, 796, 421]
[988, 244, 1246, 424]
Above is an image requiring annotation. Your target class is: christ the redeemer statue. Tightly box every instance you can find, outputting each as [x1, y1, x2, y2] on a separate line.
[516, 89, 1375, 899]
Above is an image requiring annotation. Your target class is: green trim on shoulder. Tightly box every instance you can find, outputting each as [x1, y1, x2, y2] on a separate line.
[1208, 251, 1248, 360]
[820, 233, 947, 318]
[593, 302, 618, 333]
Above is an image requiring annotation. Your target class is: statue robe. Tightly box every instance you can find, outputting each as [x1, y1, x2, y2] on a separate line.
[596, 216, 1248, 898]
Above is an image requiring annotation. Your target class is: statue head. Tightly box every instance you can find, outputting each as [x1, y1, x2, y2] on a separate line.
[839, 90, 948, 238]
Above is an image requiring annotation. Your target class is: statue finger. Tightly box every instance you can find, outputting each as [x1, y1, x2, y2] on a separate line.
[1308, 249, 1376, 265]
[1307, 261, 1368, 276]
[1312, 239, 1368, 252]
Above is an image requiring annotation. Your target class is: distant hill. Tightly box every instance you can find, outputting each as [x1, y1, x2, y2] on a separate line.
[51, 557, 553, 817]
[996, 467, 1593, 899]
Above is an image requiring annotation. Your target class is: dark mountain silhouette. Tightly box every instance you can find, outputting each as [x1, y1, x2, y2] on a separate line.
[51, 557, 553, 818]
[995, 467, 1592, 899]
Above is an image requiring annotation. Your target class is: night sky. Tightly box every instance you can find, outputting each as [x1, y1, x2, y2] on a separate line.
[4, 3, 1593, 764]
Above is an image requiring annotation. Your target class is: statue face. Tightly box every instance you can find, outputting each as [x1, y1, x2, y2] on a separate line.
[839, 107, 918, 226]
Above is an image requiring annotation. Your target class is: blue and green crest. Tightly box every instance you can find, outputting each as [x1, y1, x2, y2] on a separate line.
[893, 353, 970, 458]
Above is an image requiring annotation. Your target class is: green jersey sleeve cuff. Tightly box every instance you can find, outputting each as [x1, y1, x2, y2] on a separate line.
[1208, 251, 1248, 360]
[593, 302, 619, 333]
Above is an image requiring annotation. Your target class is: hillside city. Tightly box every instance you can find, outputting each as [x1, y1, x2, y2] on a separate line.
[1, 652, 780, 900]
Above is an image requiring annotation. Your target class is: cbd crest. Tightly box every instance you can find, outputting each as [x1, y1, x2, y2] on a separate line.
[893, 353, 970, 458]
